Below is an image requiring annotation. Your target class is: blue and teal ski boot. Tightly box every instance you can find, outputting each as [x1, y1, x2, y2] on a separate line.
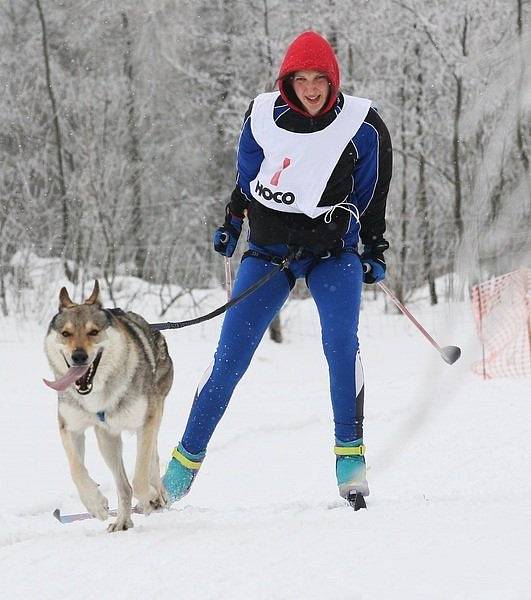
[335, 438, 369, 510]
[162, 443, 205, 505]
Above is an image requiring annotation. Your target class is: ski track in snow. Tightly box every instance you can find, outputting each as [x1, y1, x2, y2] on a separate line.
[1, 293, 530, 599]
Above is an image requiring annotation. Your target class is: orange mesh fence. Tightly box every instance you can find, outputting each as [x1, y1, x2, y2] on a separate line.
[471, 268, 531, 378]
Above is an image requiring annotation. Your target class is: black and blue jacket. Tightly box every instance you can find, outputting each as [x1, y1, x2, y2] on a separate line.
[228, 93, 393, 254]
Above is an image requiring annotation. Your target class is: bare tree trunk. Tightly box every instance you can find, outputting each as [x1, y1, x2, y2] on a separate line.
[347, 43, 354, 81]
[327, 0, 338, 52]
[452, 15, 468, 241]
[0, 268, 8, 317]
[396, 60, 410, 304]
[515, 0, 530, 191]
[269, 313, 282, 343]
[35, 0, 75, 282]
[414, 40, 437, 305]
[452, 74, 464, 241]
[122, 11, 145, 278]
[515, 108, 529, 175]
[489, 145, 506, 222]
[262, 0, 274, 85]
[0, 210, 8, 315]
[208, 0, 236, 193]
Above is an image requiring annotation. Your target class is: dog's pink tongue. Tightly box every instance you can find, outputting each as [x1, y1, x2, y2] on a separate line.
[43, 365, 90, 392]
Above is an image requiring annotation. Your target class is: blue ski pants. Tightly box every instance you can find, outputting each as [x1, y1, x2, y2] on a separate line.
[181, 244, 365, 454]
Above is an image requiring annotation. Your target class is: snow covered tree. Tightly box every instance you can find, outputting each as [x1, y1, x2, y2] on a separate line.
[0, 0, 527, 317]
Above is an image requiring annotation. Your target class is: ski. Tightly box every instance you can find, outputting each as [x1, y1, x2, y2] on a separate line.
[347, 492, 367, 511]
[53, 506, 143, 524]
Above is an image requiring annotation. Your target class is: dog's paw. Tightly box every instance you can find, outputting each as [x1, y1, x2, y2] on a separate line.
[134, 484, 166, 515]
[79, 483, 109, 521]
[149, 485, 168, 511]
[107, 516, 134, 533]
[149, 491, 167, 512]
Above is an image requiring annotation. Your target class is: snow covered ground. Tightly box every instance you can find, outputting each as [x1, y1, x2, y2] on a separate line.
[1, 284, 529, 599]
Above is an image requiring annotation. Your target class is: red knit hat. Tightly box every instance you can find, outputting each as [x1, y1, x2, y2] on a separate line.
[278, 31, 340, 116]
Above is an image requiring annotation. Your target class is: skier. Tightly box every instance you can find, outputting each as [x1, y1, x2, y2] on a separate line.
[163, 30, 392, 508]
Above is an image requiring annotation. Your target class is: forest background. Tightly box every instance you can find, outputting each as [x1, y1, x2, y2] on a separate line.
[0, 0, 529, 319]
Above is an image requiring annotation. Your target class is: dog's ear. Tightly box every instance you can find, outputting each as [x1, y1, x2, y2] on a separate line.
[59, 287, 76, 310]
[84, 280, 101, 306]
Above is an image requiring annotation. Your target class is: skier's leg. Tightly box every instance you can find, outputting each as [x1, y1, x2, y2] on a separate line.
[163, 255, 291, 502]
[183, 257, 291, 452]
[307, 252, 369, 497]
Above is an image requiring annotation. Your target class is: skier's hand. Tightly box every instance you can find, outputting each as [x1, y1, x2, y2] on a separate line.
[213, 206, 243, 257]
[361, 239, 389, 284]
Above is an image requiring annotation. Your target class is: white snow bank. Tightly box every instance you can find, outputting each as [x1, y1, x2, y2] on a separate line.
[0, 286, 529, 599]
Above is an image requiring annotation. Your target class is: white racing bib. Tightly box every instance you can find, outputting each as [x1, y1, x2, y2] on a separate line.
[249, 91, 371, 218]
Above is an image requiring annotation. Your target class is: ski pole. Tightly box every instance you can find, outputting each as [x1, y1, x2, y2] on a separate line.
[377, 281, 461, 365]
[218, 231, 233, 300]
[224, 257, 233, 300]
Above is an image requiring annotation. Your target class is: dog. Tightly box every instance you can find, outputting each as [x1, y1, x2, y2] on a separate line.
[44, 280, 173, 532]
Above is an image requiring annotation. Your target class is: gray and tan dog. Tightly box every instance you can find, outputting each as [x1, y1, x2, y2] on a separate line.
[44, 281, 173, 532]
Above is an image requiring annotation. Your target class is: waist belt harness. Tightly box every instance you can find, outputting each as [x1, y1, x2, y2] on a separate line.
[242, 245, 360, 288]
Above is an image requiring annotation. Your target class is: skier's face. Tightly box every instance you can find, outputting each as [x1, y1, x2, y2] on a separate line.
[292, 70, 330, 116]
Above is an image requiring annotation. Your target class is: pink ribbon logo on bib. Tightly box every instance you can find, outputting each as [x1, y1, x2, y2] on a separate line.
[270, 157, 291, 187]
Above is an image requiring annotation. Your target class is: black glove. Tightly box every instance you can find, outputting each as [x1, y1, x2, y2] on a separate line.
[213, 205, 244, 257]
[360, 239, 389, 284]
